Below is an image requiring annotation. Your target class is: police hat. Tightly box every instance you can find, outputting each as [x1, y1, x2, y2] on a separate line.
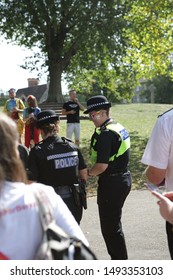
[36, 110, 60, 128]
[84, 95, 111, 114]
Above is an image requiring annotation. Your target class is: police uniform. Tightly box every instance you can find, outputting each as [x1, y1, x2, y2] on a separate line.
[84, 96, 132, 260]
[142, 108, 173, 259]
[28, 111, 87, 224]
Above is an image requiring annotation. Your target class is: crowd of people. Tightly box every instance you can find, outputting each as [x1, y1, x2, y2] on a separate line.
[1, 88, 173, 260]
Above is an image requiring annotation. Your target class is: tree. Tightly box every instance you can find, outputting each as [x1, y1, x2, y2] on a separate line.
[65, 65, 136, 102]
[0, 0, 131, 102]
[124, 0, 173, 80]
[66, 0, 173, 102]
[141, 75, 173, 104]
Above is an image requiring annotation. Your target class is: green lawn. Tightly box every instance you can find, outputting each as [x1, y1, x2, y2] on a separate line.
[1, 103, 172, 194]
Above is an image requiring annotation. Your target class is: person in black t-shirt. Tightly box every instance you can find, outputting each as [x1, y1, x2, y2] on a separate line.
[62, 90, 85, 147]
[84, 95, 132, 260]
[28, 110, 87, 224]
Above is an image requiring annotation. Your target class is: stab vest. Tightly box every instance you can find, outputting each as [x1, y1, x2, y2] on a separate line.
[91, 123, 130, 164]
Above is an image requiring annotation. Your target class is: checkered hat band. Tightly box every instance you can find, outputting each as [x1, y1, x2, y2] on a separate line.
[87, 102, 109, 110]
[39, 115, 57, 121]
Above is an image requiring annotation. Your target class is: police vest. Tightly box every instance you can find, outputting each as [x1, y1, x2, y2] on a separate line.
[91, 123, 130, 163]
[36, 137, 79, 170]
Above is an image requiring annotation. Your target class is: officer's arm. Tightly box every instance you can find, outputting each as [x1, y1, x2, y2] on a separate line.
[88, 163, 108, 177]
[79, 168, 87, 181]
[77, 149, 87, 180]
[28, 149, 40, 182]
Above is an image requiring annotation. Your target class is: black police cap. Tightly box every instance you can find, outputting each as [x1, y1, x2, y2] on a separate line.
[84, 95, 111, 114]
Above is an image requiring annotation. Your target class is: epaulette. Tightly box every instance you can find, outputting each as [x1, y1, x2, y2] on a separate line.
[158, 108, 173, 118]
[36, 140, 44, 145]
[61, 136, 73, 143]
[33, 140, 44, 150]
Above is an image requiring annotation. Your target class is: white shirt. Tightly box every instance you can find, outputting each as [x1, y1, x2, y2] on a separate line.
[0, 181, 89, 260]
[141, 109, 173, 191]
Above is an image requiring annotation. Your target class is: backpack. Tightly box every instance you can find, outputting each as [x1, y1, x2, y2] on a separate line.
[34, 188, 97, 260]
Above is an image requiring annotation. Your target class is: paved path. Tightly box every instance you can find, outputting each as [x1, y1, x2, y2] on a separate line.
[80, 189, 170, 260]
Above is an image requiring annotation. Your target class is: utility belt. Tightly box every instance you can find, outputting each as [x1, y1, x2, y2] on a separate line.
[54, 185, 73, 198]
[54, 182, 87, 210]
[99, 169, 129, 178]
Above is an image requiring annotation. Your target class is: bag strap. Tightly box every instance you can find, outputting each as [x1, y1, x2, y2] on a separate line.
[33, 188, 68, 238]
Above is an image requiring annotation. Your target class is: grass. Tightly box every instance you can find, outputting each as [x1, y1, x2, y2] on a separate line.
[1, 103, 173, 195]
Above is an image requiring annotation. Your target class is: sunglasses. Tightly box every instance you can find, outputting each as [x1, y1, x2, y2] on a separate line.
[89, 111, 101, 120]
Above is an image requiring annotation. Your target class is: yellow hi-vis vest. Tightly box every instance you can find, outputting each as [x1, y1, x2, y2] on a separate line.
[91, 123, 130, 164]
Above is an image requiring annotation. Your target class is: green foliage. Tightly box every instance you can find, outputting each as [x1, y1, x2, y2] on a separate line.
[1, 0, 173, 102]
[0, 97, 8, 106]
[0, 0, 131, 102]
[65, 64, 137, 102]
[142, 75, 173, 104]
[124, 0, 173, 80]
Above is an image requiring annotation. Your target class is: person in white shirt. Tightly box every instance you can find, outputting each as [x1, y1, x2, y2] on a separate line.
[0, 113, 89, 260]
[141, 108, 173, 259]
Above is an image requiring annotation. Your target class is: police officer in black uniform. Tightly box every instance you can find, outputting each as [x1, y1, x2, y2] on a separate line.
[84, 95, 132, 259]
[28, 110, 87, 224]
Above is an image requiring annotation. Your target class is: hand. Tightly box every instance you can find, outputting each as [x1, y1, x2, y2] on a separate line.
[152, 191, 173, 224]
[29, 113, 34, 118]
[70, 110, 76, 114]
[74, 98, 78, 103]
[164, 191, 173, 202]
[11, 107, 18, 112]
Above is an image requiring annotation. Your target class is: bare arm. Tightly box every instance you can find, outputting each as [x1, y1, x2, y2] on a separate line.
[75, 99, 85, 111]
[144, 165, 166, 185]
[88, 163, 108, 177]
[79, 168, 88, 181]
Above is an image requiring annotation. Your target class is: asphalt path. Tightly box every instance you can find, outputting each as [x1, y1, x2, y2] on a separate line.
[80, 189, 170, 260]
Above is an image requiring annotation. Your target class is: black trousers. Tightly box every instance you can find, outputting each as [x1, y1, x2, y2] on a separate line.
[166, 221, 173, 259]
[97, 171, 132, 260]
[54, 187, 83, 224]
[63, 196, 83, 224]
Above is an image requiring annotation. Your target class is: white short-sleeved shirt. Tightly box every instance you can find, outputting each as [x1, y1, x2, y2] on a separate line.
[141, 109, 173, 191]
[0, 181, 89, 260]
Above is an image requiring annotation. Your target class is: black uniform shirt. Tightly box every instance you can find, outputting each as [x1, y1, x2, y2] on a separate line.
[63, 101, 80, 123]
[28, 136, 86, 187]
[91, 120, 130, 175]
[18, 144, 29, 169]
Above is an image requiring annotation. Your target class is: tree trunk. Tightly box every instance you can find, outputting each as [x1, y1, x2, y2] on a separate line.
[47, 61, 65, 103]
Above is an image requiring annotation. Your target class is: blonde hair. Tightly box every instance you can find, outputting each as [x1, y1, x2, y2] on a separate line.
[39, 121, 59, 137]
[0, 113, 27, 183]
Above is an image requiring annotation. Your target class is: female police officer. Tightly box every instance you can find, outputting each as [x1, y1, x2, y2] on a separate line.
[84, 95, 132, 259]
[28, 110, 87, 224]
